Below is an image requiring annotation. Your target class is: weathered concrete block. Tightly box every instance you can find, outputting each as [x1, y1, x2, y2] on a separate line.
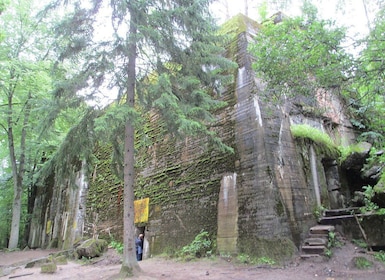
[41, 262, 57, 274]
[75, 238, 108, 259]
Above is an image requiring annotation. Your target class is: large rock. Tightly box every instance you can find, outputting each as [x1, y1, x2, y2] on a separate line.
[342, 142, 372, 171]
[75, 238, 108, 259]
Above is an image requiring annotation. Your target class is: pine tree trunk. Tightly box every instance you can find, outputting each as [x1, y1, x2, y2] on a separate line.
[119, 1, 141, 276]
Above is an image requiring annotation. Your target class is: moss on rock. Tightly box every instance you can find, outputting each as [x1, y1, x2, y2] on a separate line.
[75, 238, 108, 259]
[40, 262, 57, 274]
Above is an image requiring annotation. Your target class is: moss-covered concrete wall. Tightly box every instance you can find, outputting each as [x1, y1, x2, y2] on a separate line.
[84, 14, 347, 257]
[86, 94, 237, 252]
[86, 144, 125, 238]
[30, 14, 358, 257]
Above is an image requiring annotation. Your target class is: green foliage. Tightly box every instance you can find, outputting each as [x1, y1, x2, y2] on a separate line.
[257, 1, 268, 22]
[109, 240, 124, 254]
[339, 143, 371, 163]
[358, 131, 384, 147]
[324, 248, 332, 258]
[360, 185, 379, 213]
[0, 0, 64, 249]
[0, 177, 13, 248]
[352, 239, 368, 249]
[350, 7, 385, 146]
[374, 251, 385, 263]
[0, 0, 9, 41]
[0, 0, 9, 13]
[177, 230, 214, 259]
[358, 184, 385, 216]
[353, 256, 373, 269]
[290, 124, 339, 158]
[249, 2, 353, 100]
[237, 254, 275, 266]
[324, 230, 343, 258]
[256, 256, 276, 265]
[313, 204, 326, 220]
[328, 231, 342, 248]
[236, 253, 251, 264]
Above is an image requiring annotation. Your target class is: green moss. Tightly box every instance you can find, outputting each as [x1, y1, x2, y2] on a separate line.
[275, 199, 285, 216]
[54, 255, 68, 265]
[40, 262, 57, 274]
[75, 238, 108, 259]
[339, 143, 371, 163]
[87, 67, 237, 248]
[219, 13, 261, 37]
[238, 237, 297, 264]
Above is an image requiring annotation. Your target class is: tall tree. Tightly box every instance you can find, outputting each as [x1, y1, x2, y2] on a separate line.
[0, 0, 55, 249]
[350, 6, 385, 145]
[49, 0, 235, 276]
[249, 2, 353, 102]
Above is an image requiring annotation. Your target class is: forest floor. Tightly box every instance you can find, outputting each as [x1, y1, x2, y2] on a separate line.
[1, 240, 385, 280]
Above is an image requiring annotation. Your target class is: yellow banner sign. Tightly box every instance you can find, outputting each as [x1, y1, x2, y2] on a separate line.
[134, 198, 149, 224]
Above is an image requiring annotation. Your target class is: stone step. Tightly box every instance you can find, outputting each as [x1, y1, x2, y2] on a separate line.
[304, 237, 328, 246]
[300, 254, 322, 259]
[301, 245, 325, 255]
[309, 225, 335, 235]
[308, 233, 329, 239]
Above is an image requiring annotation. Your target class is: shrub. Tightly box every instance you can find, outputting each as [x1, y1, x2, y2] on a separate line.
[178, 230, 213, 259]
[109, 240, 124, 254]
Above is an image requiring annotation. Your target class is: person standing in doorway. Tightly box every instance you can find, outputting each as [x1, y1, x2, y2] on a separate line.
[135, 233, 144, 261]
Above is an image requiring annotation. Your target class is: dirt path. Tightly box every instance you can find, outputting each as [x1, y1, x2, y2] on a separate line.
[1, 242, 385, 280]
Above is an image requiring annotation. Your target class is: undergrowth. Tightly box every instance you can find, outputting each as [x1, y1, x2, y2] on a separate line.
[177, 230, 214, 259]
[237, 254, 276, 265]
[109, 240, 124, 254]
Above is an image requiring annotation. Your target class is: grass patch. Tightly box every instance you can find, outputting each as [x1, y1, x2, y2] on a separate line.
[339, 143, 369, 163]
[236, 254, 276, 266]
[352, 239, 368, 250]
[290, 124, 339, 158]
[374, 251, 385, 263]
[353, 256, 373, 269]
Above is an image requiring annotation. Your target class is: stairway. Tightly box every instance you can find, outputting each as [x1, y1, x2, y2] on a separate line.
[300, 225, 334, 258]
[318, 207, 362, 225]
[300, 207, 361, 258]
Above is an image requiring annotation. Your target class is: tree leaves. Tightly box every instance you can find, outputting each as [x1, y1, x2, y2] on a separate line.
[249, 4, 353, 101]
